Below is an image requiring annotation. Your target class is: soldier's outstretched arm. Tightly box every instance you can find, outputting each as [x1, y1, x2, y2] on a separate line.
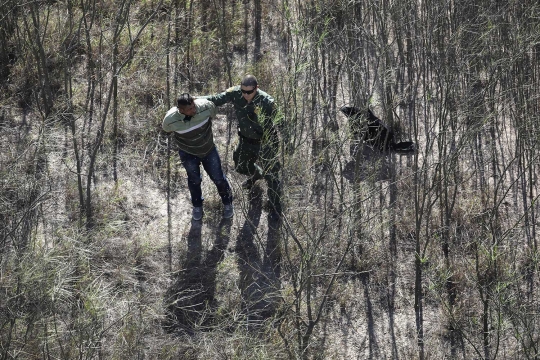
[199, 87, 236, 107]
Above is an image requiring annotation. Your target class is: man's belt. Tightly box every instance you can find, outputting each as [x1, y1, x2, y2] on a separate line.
[238, 132, 261, 144]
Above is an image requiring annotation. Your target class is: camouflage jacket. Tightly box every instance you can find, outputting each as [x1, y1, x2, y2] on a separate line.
[202, 86, 281, 141]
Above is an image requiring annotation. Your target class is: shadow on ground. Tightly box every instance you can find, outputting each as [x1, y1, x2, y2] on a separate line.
[236, 185, 282, 327]
[164, 216, 233, 334]
[164, 185, 282, 333]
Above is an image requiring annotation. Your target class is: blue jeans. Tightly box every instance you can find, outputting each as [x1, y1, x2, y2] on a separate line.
[179, 147, 233, 207]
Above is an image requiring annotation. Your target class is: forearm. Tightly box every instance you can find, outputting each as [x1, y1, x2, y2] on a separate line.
[198, 92, 230, 107]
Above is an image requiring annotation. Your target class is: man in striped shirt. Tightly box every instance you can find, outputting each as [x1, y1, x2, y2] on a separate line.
[162, 93, 233, 220]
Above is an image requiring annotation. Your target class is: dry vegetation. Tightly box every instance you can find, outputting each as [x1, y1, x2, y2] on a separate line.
[1, 0, 540, 359]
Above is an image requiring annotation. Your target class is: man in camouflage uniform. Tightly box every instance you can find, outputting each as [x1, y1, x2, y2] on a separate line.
[202, 75, 283, 214]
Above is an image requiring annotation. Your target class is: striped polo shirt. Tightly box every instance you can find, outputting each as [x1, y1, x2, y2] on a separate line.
[162, 99, 218, 157]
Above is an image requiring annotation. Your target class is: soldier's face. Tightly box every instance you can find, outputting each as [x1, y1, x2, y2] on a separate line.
[241, 86, 258, 102]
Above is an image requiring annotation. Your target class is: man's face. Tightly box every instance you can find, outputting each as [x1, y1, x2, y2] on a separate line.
[241, 85, 258, 103]
[178, 102, 196, 116]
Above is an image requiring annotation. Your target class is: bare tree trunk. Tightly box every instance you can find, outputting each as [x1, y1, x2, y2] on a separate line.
[254, 0, 262, 61]
[214, 0, 233, 86]
[24, 3, 54, 117]
[112, 34, 119, 183]
[84, 0, 163, 229]
[166, 5, 173, 273]
[61, 0, 85, 223]
[243, 0, 249, 62]
[186, 0, 194, 91]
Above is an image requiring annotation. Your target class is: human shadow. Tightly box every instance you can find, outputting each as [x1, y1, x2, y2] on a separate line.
[236, 186, 282, 326]
[263, 211, 282, 286]
[342, 145, 393, 183]
[361, 273, 381, 359]
[165, 217, 233, 334]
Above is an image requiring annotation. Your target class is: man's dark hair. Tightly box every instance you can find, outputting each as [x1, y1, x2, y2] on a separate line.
[177, 93, 194, 107]
[240, 75, 258, 87]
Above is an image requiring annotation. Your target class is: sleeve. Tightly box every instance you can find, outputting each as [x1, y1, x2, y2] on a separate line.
[200, 87, 236, 107]
[210, 102, 217, 118]
[162, 110, 177, 132]
[197, 98, 218, 118]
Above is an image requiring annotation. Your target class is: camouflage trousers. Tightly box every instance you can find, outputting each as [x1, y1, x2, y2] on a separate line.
[234, 135, 282, 213]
